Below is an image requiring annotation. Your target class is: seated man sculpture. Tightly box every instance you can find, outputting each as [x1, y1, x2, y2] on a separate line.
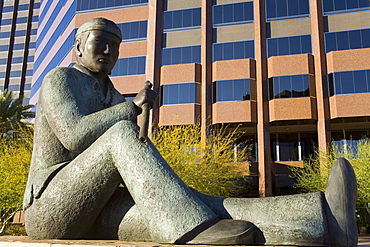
[23, 18, 358, 246]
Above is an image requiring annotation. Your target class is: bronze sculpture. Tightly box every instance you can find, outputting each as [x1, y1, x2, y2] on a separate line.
[23, 18, 358, 246]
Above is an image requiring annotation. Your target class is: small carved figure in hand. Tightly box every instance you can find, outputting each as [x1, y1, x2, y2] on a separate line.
[23, 18, 357, 246]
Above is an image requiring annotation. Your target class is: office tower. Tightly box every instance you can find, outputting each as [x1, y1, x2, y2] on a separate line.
[31, 0, 370, 196]
[0, 0, 40, 104]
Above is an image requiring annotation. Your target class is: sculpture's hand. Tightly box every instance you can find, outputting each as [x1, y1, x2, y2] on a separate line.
[132, 81, 157, 112]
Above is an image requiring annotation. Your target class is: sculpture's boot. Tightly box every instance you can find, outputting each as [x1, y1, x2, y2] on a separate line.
[325, 158, 358, 247]
[185, 219, 257, 245]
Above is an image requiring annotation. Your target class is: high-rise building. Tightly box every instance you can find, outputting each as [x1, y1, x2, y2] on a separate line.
[0, 0, 40, 104]
[31, 0, 370, 196]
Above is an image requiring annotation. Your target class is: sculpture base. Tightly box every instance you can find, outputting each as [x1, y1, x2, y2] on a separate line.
[0, 236, 369, 247]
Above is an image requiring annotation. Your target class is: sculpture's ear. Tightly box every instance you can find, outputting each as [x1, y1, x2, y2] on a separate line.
[75, 38, 83, 57]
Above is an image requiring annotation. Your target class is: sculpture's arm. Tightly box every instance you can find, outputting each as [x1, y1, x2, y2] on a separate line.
[40, 68, 137, 153]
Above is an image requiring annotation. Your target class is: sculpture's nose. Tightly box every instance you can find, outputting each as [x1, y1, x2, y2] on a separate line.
[104, 43, 110, 54]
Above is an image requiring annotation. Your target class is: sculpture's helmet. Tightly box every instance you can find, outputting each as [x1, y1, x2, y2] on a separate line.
[76, 17, 122, 41]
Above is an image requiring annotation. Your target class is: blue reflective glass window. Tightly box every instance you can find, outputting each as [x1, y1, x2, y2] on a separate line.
[353, 70, 368, 93]
[163, 8, 201, 30]
[213, 2, 253, 25]
[12, 57, 23, 63]
[162, 83, 198, 105]
[90, 0, 98, 10]
[163, 84, 177, 105]
[193, 8, 201, 26]
[214, 79, 251, 102]
[163, 11, 172, 30]
[268, 38, 278, 57]
[182, 46, 192, 64]
[162, 46, 201, 65]
[192, 46, 201, 63]
[97, 0, 105, 8]
[266, 0, 277, 18]
[276, 0, 288, 18]
[278, 37, 289, 56]
[120, 58, 128, 75]
[183, 9, 193, 27]
[362, 29, 370, 48]
[172, 11, 182, 29]
[234, 41, 245, 59]
[273, 77, 281, 98]
[0, 58, 6, 65]
[246, 40, 255, 58]
[244, 3, 254, 21]
[334, 0, 346, 11]
[213, 6, 222, 24]
[349, 30, 362, 49]
[171, 47, 181, 64]
[223, 42, 233, 60]
[280, 76, 292, 98]
[359, 0, 370, 8]
[234, 3, 244, 22]
[270, 74, 311, 99]
[299, 0, 309, 14]
[213, 41, 254, 61]
[336, 31, 349, 50]
[347, 0, 359, 9]
[301, 35, 311, 53]
[325, 32, 337, 52]
[127, 58, 137, 75]
[302, 75, 310, 96]
[340, 71, 354, 94]
[137, 57, 146, 74]
[178, 84, 189, 104]
[130, 22, 140, 39]
[1, 19, 12, 25]
[223, 4, 233, 23]
[0, 45, 8, 52]
[162, 49, 171, 65]
[213, 44, 223, 61]
[288, 0, 299, 16]
[289, 36, 301, 54]
[333, 72, 341, 94]
[219, 80, 233, 101]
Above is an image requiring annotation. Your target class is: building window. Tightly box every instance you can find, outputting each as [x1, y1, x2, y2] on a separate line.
[269, 74, 311, 99]
[266, 0, 309, 20]
[110, 56, 146, 77]
[271, 133, 316, 161]
[2, 4, 30, 13]
[332, 131, 369, 159]
[117, 21, 147, 41]
[323, 0, 370, 13]
[267, 34, 311, 57]
[213, 40, 254, 61]
[77, 0, 148, 11]
[162, 45, 201, 65]
[161, 82, 200, 105]
[213, 2, 254, 25]
[163, 8, 201, 30]
[214, 79, 252, 103]
[325, 28, 370, 53]
[328, 69, 370, 96]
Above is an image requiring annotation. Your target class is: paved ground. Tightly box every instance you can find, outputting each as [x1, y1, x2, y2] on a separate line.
[359, 235, 370, 247]
[0, 235, 369, 247]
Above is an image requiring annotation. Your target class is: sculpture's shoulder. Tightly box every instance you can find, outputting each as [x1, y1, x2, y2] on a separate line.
[43, 67, 81, 86]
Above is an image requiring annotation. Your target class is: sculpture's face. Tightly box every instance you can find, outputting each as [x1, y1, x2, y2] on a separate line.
[78, 30, 120, 75]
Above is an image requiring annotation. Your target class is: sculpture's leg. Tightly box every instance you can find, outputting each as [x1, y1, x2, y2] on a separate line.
[325, 158, 358, 247]
[192, 190, 329, 246]
[191, 158, 358, 246]
[106, 121, 219, 243]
